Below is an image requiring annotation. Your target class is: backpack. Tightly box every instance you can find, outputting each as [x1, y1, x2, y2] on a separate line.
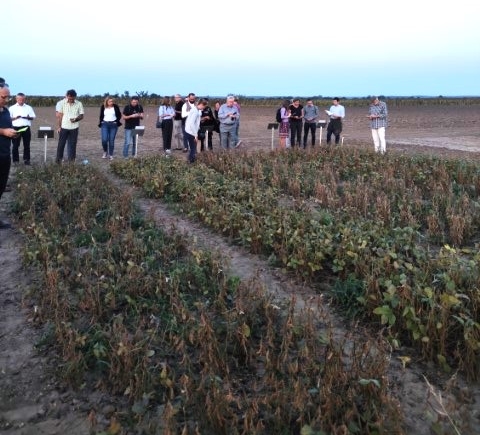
[276, 107, 282, 123]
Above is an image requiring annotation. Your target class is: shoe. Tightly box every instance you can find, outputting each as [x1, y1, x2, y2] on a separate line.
[4, 184, 11, 192]
[102, 152, 107, 159]
[234, 140, 243, 148]
[109, 155, 114, 160]
[24, 160, 30, 165]
[165, 149, 172, 155]
[183, 148, 188, 153]
[0, 220, 12, 230]
[175, 147, 182, 150]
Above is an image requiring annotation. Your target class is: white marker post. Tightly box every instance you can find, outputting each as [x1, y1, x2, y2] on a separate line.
[267, 123, 279, 150]
[134, 126, 145, 157]
[38, 126, 54, 163]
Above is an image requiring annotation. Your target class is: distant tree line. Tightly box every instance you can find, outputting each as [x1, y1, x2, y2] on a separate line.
[21, 93, 480, 108]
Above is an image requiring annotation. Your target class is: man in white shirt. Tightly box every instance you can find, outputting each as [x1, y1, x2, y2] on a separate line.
[9, 93, 36, 165]
[326, 97, 345, 145]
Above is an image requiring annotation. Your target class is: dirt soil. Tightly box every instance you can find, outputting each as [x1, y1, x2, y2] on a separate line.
[1, 104, 480, 434]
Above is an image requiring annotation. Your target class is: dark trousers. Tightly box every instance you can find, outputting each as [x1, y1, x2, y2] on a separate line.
[0, 155, 11, 200]
[185, 132, 197, 163]
[12, 127, 31, 163]
[327, 119, 342, 145]
[56, 128, 79, 163]
[289, 120, 302, 147]
[161, 119, 173, 150]
[199, 126, 214, 151]
[303, 122, 316, 147]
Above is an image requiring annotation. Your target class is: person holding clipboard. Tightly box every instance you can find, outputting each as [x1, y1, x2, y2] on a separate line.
[9, 92, 36, 165]
[325, 97, 345, 146]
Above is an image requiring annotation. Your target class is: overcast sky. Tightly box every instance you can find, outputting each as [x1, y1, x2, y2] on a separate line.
[3, 0, 479, 98]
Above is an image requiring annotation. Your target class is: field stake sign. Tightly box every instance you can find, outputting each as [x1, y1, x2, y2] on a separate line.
[38, 126, 54, 163]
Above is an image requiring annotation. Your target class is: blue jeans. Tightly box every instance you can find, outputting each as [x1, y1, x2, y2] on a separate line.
[220, 123, 237, 149]
[101, 122, 118, 156]
[123, 129, 137, 157]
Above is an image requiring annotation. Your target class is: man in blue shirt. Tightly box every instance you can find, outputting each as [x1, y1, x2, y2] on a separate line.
[0, 81, 19, 229]
[303, 99, 319, 148]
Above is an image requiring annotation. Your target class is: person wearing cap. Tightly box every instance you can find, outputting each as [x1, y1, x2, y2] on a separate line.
[9, 93, 36, 165]
[0, 81, 19, 229]
[368, 96, 388, 154]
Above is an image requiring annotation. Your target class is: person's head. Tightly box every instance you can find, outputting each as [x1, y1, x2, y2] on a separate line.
[0, 82, 10, 108]
[104, 96, 115, 107]
[292, 98, 300, 107]
[130, 96, 139, 106]
[226, 95, 235, 107]
[66, 89, 77, 103]
[197, 98, 208, 110]
[306, 98, 313, 106]
[162, 96, 171, 106]
[371, 96, 379, 105]
[332, 97, 340, 106]
[282, 99, 290, 109]
[187, 93, 196, 103]
[174, 93, 183, 102]
[15, 92, 26, 105]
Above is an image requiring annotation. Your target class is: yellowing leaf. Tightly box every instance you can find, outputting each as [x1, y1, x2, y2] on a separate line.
[397, 356, 411, 369]
[241, 323, 251, 338]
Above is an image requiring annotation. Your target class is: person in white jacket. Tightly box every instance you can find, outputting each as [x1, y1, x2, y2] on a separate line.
[184, 98, 207, 163]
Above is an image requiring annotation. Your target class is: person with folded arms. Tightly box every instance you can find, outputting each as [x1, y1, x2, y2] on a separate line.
[368, 96, 388, 154]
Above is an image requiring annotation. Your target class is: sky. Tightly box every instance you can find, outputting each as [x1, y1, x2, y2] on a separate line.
[3, 0, 480, 98]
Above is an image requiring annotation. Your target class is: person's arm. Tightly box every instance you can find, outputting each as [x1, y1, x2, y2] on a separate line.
[0, 127, 18, 138]
[99, 105, 104, 124]
[57, 111, 63, 131]
[73, 103, 84, 122]
[218, 105, 229, 121]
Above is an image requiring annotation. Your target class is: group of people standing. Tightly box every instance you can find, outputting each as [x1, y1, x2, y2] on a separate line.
[156, 93, 244, 162]
[278, 97, 346, 149]
[278, 96, 388, 153]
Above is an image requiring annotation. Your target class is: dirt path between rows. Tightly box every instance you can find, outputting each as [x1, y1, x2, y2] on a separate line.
[1, 159, 479, 434]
